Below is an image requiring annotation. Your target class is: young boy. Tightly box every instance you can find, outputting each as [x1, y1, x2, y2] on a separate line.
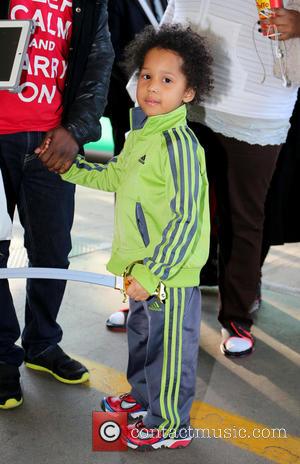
[61, 25, 212, 450]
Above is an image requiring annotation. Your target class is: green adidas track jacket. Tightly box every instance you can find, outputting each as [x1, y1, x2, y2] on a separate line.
[62, 104, 210, 294]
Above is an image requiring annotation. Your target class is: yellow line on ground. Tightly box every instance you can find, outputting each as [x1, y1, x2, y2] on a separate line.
[191, 402, 300, 464]
[76, 356, 300, 464]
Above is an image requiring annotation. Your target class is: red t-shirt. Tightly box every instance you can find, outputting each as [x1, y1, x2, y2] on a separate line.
[0, 0, 73, 134]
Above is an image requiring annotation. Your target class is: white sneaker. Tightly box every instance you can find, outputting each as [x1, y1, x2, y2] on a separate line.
[106, 308, 129, 332]
[221, 322, 254, 357]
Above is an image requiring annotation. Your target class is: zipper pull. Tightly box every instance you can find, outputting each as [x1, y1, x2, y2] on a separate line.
[121, 274, 130, 303]
[121, 290, 128, 304]
[158, 282, 166, 303]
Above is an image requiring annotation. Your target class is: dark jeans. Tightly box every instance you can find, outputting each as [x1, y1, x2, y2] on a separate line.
[0, 132, 75, 367]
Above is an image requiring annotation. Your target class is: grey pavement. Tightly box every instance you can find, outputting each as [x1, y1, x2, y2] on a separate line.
[1, 184, 300, 464]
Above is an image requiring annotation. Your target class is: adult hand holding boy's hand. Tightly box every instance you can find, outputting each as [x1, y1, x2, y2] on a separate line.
[126, 276, 150, 301]
[262, 8, 300, 40]
[35, 126, 79, 173]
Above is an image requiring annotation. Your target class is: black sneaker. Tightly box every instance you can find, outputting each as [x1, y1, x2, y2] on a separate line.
[0, 363, 23, 410]
[25, 345, 89, 384]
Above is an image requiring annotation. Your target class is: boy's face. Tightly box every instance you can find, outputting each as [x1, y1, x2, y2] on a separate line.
[136, 48, 195, 117]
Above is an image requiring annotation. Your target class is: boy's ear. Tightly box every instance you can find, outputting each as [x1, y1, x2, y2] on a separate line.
[183, 87, 196, 103]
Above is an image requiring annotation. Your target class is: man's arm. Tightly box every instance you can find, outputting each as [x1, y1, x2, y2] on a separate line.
[63, 1, 114, 144]
[38, 1, 114, 172]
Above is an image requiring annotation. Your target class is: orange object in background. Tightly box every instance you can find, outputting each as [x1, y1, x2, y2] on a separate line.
[256, 0, 283, 34]
[256, 0, 283, 12]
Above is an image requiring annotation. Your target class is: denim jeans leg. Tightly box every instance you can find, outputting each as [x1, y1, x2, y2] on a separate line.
[0, 240, 23, 366]
[17, 134, 75, 357]
[0, 131, 75, 362]
[0, 133, 28, 366]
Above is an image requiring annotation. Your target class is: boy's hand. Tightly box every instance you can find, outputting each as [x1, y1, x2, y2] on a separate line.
[35, 126, 79, 173]
[58, 159, 74, 174]
[125, 276, 150, 301]
[261, 8, 300, 40]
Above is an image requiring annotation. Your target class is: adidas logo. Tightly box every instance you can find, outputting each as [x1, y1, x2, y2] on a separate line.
[148, 301, 162, 312]
[138, 155, 146, 164]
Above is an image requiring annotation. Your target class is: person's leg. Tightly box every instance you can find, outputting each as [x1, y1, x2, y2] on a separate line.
[0, 133, 30, 408]
[15, 132, 75, 356]
[0, 134, 26, 368]
[123, 287, 201, 450]
[143, 287, 201, 431]
[104, 86, 132, 331]
[101, 298, 149, 417]
[126, 298, 151, 406]
[0, 240, 21, 364]
[260, 241, 271, 268]
[216, 135, 281, 335]
[6, 132, 89, 383]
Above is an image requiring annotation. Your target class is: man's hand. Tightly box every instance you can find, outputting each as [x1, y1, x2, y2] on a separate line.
[125, 276, 150, 301]
[262, 8, 300, 40]
[35, 126, 79, 173]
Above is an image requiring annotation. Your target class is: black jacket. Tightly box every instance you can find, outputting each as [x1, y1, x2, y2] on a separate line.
[263, 90, 300, 246]
[108, 0, 168, 77]
[105, 0, 160, 128]
[0, 0, 114, 146]
[108, 0, 168, 67]
[105, 0, 168, 125]
[104, 0, 168, 155]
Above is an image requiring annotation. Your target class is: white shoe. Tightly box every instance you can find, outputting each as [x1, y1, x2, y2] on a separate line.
[220, 322, 254, 357]
[106, 308, 129, 332]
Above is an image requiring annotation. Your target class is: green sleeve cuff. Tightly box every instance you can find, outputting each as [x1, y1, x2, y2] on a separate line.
[130, 263, 160, 295]
[61, 156, 81, 181]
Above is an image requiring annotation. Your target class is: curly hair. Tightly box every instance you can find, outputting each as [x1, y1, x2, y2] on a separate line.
[122, 24, 213, 104]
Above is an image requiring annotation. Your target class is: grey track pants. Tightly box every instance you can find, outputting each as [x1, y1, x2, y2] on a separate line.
[127, 286, 201, 432]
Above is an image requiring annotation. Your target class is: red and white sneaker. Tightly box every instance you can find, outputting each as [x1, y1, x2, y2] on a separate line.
[221, 321, 254, 357]
[122, 420, 192, 451]
[101, 393, 147, 420]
